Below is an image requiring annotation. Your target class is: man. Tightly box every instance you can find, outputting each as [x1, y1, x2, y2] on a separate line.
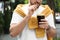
[9, 0, 56, 40]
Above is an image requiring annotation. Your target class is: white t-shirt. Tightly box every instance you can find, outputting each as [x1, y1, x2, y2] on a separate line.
[10, 4, 56, 40]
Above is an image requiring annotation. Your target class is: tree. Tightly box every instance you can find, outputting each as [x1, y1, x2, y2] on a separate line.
[54, 0, 60, 12]
[46, 0, 55, 12]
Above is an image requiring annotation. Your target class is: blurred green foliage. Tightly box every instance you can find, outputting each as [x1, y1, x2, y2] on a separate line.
[24, 0, 28, 4]
[0, 11, 4, 34]
[3, 7, 12, 34]
[54, 0, 60, 12]
[0, 12, 4, 25]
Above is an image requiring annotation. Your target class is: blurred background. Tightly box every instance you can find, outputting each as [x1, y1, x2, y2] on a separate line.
[0, 0, 60, 40]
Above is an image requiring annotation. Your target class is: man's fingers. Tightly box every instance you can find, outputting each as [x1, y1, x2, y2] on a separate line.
[39, 24, 48, 29]
[39, 25, 45, 29]
[29, 5, 38, 11]
[40, 19, 47, 22]
[39, 22, 47, 24]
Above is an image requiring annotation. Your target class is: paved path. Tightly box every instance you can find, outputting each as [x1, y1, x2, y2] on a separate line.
[0, 34, 17, 40]
[56, 24, 60, 37]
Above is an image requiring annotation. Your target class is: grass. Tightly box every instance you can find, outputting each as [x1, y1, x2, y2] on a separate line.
[54, 37, 60, 40]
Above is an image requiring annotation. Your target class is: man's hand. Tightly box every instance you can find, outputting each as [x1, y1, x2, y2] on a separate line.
[29, 4, 38, 11]
[38, 19, 49, 29]
[28, 4, 39, 17]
